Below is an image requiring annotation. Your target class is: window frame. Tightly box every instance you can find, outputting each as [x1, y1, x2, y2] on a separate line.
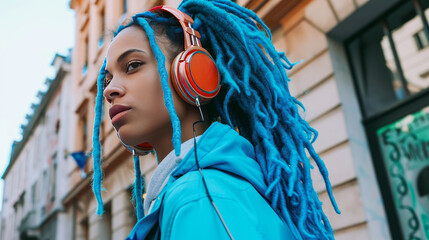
[327, 0, 429, 239]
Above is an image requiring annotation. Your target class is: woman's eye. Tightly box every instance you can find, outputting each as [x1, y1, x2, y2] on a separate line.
[126, 61, 143, 72]
[103, 77, 112, 89]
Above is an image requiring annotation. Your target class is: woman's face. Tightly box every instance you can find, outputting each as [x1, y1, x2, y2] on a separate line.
[103, 26, 187, 149]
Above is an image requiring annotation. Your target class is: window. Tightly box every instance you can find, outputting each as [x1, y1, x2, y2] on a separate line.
[82, 118, 88, 150]
[55, 119, 60, 134]
[80, 217, 89, 240]
[414, 29, 429, 50]
[50, 154, 57, 202]
[99, 7, 105, 48]
[80, 2, 90, 79]
[41, 170, 47, 217]
[123, 0, 127, 14]
[99, 202, 112, 240]
[347, 0, 429, 118]
[82, 35, 89, 76]
[76, 99, 89, 151]
[31, 182, 37, 208]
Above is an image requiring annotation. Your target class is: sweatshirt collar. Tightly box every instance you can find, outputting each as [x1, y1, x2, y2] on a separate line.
[144, 136, 201, 214]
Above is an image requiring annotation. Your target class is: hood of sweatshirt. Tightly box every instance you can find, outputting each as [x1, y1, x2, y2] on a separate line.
[171, 121, 267, 198]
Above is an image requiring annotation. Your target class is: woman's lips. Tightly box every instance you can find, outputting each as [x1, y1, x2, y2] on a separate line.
[109, 105, 131, 125]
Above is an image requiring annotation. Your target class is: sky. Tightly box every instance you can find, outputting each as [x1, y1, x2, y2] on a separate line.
[0, 0, 75, 210]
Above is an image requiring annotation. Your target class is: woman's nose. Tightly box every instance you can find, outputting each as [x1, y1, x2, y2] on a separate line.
[103, 79, 125, 103]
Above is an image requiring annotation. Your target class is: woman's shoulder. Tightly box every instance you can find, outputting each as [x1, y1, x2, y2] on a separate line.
[165, 169, 252, 206]
[159, 169, 292, 239]
[162, 168, 281, 223]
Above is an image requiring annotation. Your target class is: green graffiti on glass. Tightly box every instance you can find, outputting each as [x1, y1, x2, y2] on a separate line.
[381, 129, 429, 163]
[378, 108, 429, 239]
[389, 162, 420, 239]
[421, 213, 429, 239]
[380, 128, 401, 162]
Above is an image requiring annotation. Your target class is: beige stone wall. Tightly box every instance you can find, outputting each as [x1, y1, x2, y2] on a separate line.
[273, 6, 366, 239]
[270, 0, 390, 239]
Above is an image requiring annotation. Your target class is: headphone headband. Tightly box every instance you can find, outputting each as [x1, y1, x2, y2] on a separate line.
[149, 5, 201, 49]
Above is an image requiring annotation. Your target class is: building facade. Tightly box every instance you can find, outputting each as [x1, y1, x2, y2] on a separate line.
[66, 0, 429, 239]
[3, 0, 429, 239]
[1, 54, 72, 240]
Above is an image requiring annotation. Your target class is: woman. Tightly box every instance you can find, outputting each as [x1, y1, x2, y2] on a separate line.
[92, 0, 340, 239]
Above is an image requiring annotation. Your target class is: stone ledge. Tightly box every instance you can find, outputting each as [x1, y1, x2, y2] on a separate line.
[298, 76, 341, 122]
[311, 141, 357, 193]
[319, 180, 366, 231]
[304, 0, 338, 33]
[310, 106, 348, 153]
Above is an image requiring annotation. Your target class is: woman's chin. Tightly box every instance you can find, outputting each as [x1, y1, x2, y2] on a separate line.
[116, 130, 143, 147]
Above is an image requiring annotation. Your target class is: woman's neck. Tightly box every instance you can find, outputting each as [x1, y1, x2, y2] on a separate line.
[152, 109, 209, 162]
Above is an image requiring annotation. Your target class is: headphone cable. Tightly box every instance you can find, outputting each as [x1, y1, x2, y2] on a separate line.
[193, 97, 234, 240]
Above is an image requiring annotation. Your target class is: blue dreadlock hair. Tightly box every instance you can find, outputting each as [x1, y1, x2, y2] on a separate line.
[92, 0, 340, 238]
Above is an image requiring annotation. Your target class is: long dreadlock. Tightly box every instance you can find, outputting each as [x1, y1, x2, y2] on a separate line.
[92, 0, 340, 239]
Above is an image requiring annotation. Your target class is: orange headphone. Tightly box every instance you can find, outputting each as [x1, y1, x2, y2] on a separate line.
[132, 6, 220, 155]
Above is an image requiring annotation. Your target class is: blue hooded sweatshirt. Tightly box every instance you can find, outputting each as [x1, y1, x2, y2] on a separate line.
[126, 122, 295, 239]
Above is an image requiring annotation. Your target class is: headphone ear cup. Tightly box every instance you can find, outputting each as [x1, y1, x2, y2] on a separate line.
[171, 47, 220, 106]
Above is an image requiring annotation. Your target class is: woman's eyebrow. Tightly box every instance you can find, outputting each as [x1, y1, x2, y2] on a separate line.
[117, 49, 147, 63]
